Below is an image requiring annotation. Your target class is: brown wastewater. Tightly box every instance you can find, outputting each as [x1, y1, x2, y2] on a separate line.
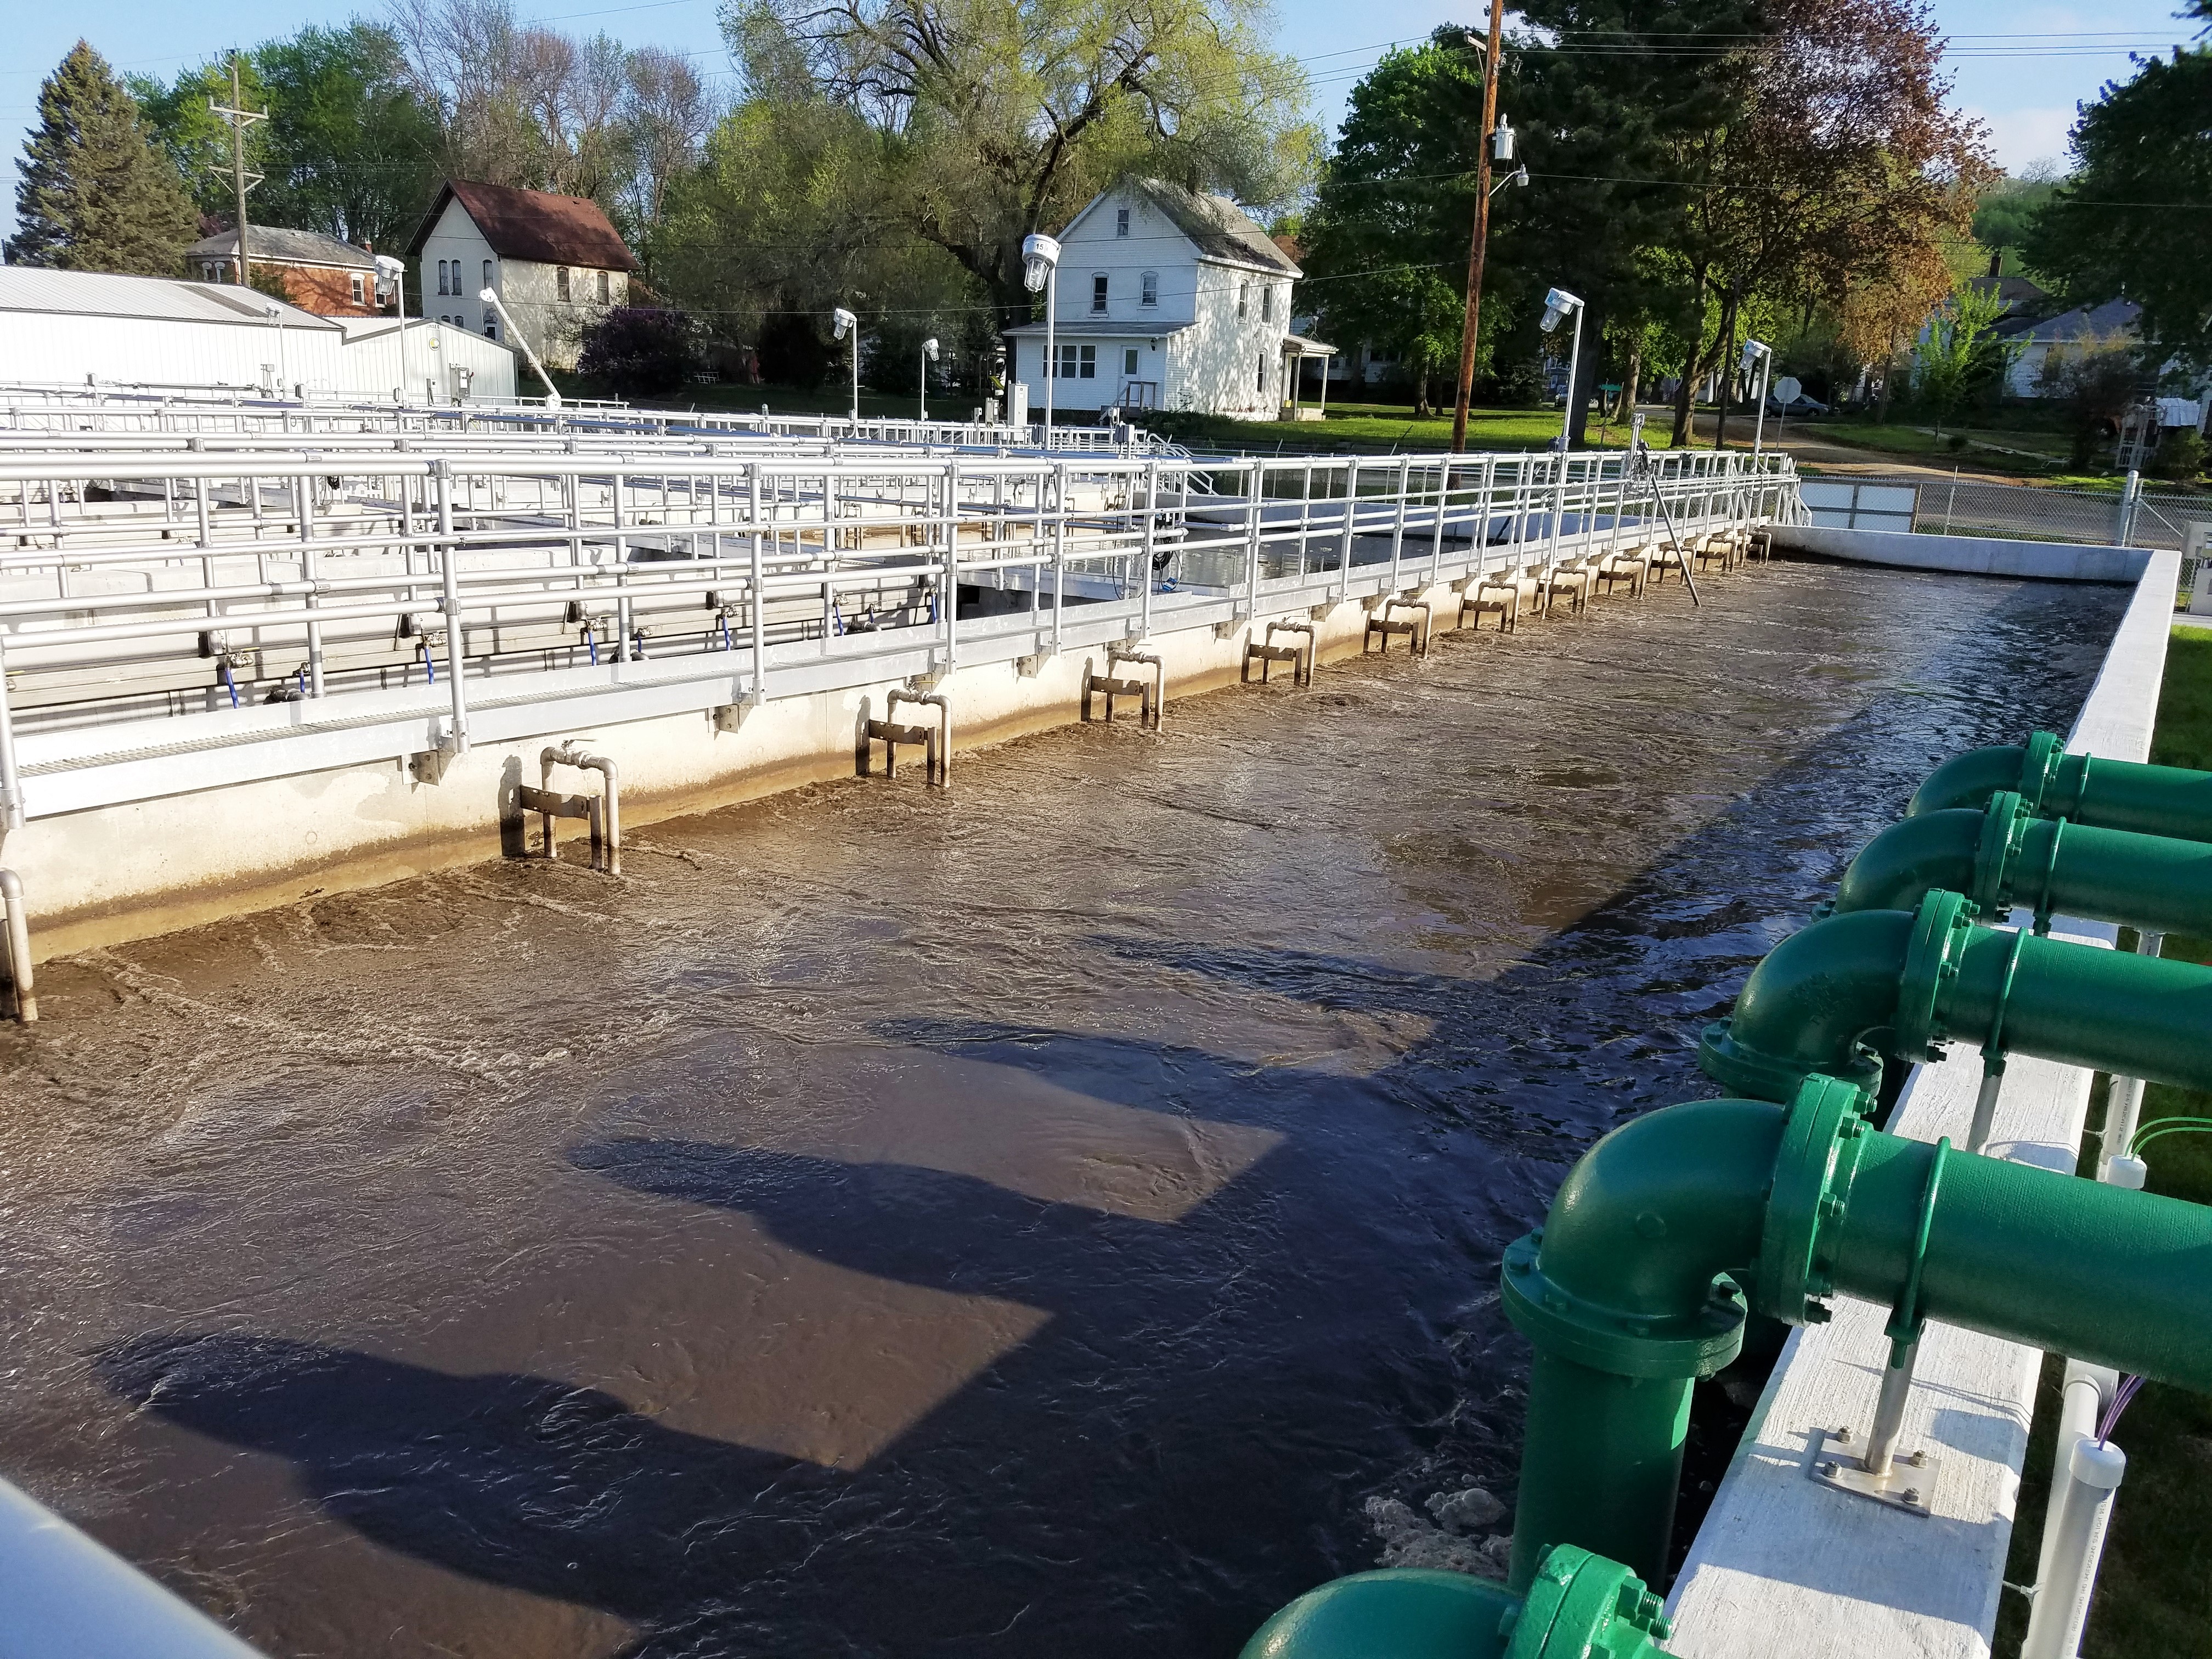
[0, 560, 2126, 1659]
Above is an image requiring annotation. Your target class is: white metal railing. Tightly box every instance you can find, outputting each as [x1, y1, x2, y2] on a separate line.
[0, 432, 1797, 829]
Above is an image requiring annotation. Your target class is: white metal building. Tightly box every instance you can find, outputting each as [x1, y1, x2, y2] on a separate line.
[0, 267, 516, 402]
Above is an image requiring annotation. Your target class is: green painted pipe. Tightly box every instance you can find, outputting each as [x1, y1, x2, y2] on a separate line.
[1909, 730, 2212, 841]
[1240, 1543, 1672, 1659]
[1700, 889, 2212, 1101]
[1502, 1076, 2212, 1586]
[1832, 790, 2212, 935]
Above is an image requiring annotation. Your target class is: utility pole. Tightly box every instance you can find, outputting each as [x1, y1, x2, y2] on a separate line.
[208, 53, 266, 287]
[1449, 7, 1506, 453]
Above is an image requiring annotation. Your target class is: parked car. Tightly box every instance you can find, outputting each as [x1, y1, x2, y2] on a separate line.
[1765, 390, 1829, 416]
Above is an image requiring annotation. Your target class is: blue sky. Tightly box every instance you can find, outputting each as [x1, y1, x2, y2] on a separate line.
[2, 0, 2203, 241]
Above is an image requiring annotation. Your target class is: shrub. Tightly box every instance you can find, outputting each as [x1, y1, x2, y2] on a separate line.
[576, 307, 697, 397]
[2157, 430, 2207, 482]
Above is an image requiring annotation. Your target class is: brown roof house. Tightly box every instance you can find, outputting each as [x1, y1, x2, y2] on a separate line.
[408, 180, 640, 370]
[185, 227, 384, 317]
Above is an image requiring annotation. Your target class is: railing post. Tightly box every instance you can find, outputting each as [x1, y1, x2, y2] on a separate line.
[0, 635, 21, 833]
[1139, 458, 1159, 637]
[433, 460, 470, 755]
[1339, 458, 1359, 601]
[748, 467, 768, 703]
[945, 458, 961, 670]
[1052, 461, 1069, 658]
[1244, 461, 1262, 615]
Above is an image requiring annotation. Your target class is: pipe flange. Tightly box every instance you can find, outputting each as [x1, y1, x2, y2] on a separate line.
[1894, 889, 1971, 1058]
[1970, 790, 2030, 917]
[2019, 730, 2065, 816]
[1697, 1019, 1883, 1104]
[1503, 1542, 1672, 1659]
[1754, 1074, 1872, 1325]
[1501, 1234, 1747, 1381]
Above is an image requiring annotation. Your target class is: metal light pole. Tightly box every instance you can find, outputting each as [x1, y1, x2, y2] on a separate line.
[833, 307, 860, 423]
[1449, 9, 1511, 453]
[479, 289, 561, 405]
[374, 255, 413, 403]
[1540, 287, 1584, 449]
[919, 337, 939, 422]
[1023, 234, 1062, 441]
[1742, 338, 1773, 458]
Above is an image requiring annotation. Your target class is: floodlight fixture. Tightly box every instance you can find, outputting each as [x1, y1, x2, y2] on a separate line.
[1022, 234, 1064, 438]
[919, 337, 941, 421]
[832, 307, 861, 420]
[1540, 285, 1587, 448]
[1021, 234, 1062, 294]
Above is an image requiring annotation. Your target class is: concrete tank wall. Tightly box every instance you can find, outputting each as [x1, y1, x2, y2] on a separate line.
[3, 585, 1457, 960]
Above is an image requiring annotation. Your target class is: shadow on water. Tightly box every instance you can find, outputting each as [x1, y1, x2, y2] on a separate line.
[82, 566, 2124, 1656]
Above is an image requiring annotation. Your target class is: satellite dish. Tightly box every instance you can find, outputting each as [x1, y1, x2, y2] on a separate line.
[1774, 375, 1803, 404]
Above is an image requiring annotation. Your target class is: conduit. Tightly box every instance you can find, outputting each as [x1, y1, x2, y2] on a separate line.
[1909, 729, 2212, 842]
[1699, 889, 2212, 1103]
[1833, 791, 2212, 936]
[1500, 1075, 2212, 1588]
[0, 868, 32, 1023]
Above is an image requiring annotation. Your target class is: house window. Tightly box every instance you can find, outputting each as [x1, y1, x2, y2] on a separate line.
[1056, 342, 1097, 379]
[484, 313, 499, 340]
[557, 267, 572, 302]
[350, 273, 365, 303]
[482, 259, 493, 293]
[596, 270, 610, 302]
[436, 260, 449, 296]
[1261, 284, 1273, 321]
[1141, 272, 1158, 307]
[1239, 281, 1250, 319]
[1123, 347, 1139, 376]
[1091, 274, 1108, 313]
[1257, 352, 1267, 393]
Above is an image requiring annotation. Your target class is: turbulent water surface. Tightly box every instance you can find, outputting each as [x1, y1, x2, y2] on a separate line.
[0, 560, 2125, 1658]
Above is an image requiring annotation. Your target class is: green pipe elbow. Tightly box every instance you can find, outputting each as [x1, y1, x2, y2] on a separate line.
[1240, 1545, 1672, 1659]
[1833, 795, 2212, 937]
[1908, 730, 2212, 844]
[1697, 910, 1912, 1101]
[1831, 810, 1983, 915]
[1504, 1076, 2212, 1596]
[1906, 741, 2034, 816]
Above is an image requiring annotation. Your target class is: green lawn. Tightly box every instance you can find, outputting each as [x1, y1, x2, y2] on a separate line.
[1149, 400, 1670, 454]
[1997, 624, 2212, 1658]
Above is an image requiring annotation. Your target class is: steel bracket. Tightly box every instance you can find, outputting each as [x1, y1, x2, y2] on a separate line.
[1808, 1426, 1937, 1516]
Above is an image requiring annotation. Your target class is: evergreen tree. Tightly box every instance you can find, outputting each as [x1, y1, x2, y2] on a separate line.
[7, 42, 199, 274]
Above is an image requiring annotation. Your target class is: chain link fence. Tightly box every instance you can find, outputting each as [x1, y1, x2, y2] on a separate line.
[1802, 472, 2211, 551]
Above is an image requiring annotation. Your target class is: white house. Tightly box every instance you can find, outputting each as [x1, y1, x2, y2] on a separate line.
[408, 180, 638, 370]
[1005, 178, 1329, 419]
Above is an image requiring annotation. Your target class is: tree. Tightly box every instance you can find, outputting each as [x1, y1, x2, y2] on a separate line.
[132, 26, 442, 252]
[7, 42, 199, 274]
[578, 305, 698, 393]
[1496, 0, 1767, 445]
[719, 0, 1318, 321]
[2023, 41, 2212, 373]
[2035, 339, 2143, 469]
[1660, 0, 1991, 446]
[1911, 282, 2016, 437]
[1302, 40, 1489, 415]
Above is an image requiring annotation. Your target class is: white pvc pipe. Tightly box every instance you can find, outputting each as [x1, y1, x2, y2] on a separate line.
[2022, 1427, 2126, 1659]
[0, 868, 32, 1022]
[0, 1472, 268, 1658]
